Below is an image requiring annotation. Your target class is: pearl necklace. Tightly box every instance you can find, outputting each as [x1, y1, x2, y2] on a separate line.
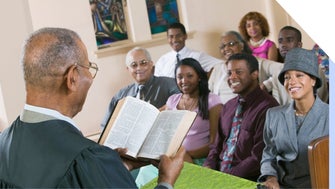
[249, 37, 265, 47]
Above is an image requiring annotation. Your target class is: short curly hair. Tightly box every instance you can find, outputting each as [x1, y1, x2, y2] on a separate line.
[238, 11, 270, 41]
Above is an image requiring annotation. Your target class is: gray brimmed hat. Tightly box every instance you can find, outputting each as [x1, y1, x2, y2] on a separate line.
[278, 48, 322, 89]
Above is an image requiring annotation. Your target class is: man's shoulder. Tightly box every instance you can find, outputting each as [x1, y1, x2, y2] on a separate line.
[114, 83, 136, 96]
[153, 76, 180, 94]
[223, 96, 239, 108]
[254, 89, 279, 107]
[157, 50, 175, 60]
[154, 76, 175, 83]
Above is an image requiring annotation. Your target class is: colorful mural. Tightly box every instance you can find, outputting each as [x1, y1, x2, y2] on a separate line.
[146, 0, 179, 34]
[90, 0, 128, 48]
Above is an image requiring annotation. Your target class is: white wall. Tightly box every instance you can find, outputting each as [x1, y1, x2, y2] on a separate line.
[0, 0, 317, 136]
[0, 0, 32, 125]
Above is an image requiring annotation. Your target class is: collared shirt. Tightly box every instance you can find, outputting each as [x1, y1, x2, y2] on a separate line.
[101, 75, 180, 128]
[154, 46, 223, 78]
[208, 57, 290, 105]
[204, 86, 279, 181]
[22, 104, 79, 131]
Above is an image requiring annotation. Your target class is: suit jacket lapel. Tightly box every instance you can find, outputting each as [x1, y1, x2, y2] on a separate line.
[283, 103, 299, 154]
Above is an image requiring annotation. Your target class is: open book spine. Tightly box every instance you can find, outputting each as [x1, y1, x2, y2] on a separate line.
[99, 96, 159, 158]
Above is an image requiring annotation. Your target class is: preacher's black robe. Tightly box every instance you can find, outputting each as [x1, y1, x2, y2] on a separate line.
[0, 117, 137, 188]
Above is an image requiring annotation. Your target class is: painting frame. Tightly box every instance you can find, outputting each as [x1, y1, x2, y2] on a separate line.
[90, 0, 129, 48]
[146, 0, 180, 35]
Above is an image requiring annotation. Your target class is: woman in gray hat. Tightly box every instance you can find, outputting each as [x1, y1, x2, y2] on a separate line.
[257, 48, 329, 189]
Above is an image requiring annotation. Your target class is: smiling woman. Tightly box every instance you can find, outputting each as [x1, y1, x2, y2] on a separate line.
[1, 0, 324, 143]
[258, 48, 329, 188]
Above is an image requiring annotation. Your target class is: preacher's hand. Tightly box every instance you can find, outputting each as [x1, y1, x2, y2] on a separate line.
[115, 147, 148, 171]
[157, 147, 186, 186]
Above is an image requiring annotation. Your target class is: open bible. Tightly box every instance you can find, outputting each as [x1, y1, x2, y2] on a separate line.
[98, 96, 197, 160]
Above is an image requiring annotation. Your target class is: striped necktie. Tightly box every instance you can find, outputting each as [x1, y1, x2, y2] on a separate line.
[136, 85, 144, 100]
[220, 98, 244, 172]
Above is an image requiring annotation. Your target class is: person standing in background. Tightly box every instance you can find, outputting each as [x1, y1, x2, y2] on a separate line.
[239, 11, 278, 61]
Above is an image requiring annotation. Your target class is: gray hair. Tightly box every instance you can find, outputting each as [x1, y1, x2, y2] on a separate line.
[125, 47, 152, 66]
[21, 27, 84, 88]
[222, 31, 252, 54]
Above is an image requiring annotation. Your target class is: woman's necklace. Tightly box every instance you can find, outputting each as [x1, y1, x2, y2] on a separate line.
[295, 112, 307, 134]
[294, 108, 310, 133]
[249, 37, 265, 47]
[181, 96, 198, 110]
[294, 109, 308, 116]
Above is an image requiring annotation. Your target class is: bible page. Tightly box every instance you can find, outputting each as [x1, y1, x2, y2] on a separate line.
[137, 110, 196, 159]
[103, 96, 159, 157]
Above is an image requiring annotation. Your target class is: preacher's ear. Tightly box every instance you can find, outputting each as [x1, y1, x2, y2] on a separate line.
[66, 65, 79, 92]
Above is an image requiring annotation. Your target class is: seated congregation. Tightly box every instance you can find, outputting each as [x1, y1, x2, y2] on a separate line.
[0, 18, 329, 189]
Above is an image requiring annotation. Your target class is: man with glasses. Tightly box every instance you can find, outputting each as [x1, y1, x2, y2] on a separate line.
[76, 61, 99, 78]
[100, 47, 180, 128]
[0, 27, 185, 188]
[208, 31, 288, 105]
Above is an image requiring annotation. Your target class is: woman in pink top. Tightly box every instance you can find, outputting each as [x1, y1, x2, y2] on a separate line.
[166, 58, 223, 165]
[134, 58, 223, 187]
[239, 11, 278, 61]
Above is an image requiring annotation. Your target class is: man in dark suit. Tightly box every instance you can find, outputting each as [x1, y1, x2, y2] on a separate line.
[101, 47, 180, 128]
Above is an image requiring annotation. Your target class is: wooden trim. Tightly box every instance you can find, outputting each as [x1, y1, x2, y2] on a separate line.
[94, 31, 195, 58]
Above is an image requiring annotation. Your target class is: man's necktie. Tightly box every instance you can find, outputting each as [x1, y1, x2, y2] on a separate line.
[220, 98, 244, 172]
[176, 53, 180, 63]
[136, 85, 144, 100]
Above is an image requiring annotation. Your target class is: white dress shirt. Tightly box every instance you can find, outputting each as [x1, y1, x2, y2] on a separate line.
[154, 46, 222, 78]
[22, 104, 79, 131]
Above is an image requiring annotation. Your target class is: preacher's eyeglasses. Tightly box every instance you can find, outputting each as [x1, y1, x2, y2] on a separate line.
[76, 62, 99, 79]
